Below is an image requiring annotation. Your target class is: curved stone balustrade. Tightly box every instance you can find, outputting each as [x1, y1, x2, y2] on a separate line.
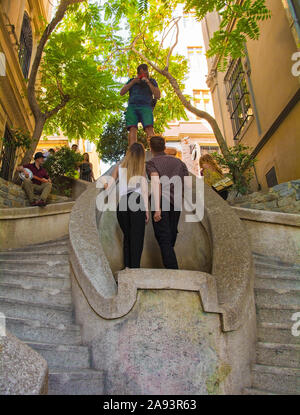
[69, 166, 254, 332]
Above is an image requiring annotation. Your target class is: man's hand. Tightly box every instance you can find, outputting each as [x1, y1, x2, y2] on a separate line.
[41, 178, 50, 183]
[145, 210, 150, 224]
[153, 210, 162, 222]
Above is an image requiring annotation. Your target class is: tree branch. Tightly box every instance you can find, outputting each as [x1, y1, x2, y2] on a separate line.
[27, 0, 85, 120]
[165, 17, 180, 70]
[45, 94, 70, 119]
[130, 45, 231, 160]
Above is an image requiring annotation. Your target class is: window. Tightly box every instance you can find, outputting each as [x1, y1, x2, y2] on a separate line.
[183, 12, 196, 28]
[200, 146, 220, 155]
[266, 167, 278, 188]
[187, 47, 203, 71]
[225, 59, 253, 140]
[193, 89, 212, 115]
[18, 12, 32, 79]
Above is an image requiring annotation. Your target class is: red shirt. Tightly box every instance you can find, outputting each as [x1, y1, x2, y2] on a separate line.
[23, 163, 49, 185]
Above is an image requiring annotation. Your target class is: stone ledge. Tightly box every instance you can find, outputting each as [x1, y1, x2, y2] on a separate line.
[0, 201, 75, 220]
[233, 207, 300, 227]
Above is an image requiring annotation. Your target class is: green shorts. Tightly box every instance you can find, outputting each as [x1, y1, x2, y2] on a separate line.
[125, 104, 154, 130]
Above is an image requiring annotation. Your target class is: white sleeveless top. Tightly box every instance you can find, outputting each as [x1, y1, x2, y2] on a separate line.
[118, 165, 142, 198]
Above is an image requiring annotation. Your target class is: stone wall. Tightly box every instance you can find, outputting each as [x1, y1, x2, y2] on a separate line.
[229, 180, 300, 214]
[0, 177, 70, 208]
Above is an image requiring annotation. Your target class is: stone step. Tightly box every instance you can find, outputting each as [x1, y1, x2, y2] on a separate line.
[0, 268, 69, 280]
[257, 322, 300, 345]
[10, 235, 69, 248]
[26, 341, 90, 369]
[10, 239, 69, 252]
[254, 263, 300, 280]
[0, 297, 74, 325]
[255, 287, 300, 308]
[255, 276, 300, 291]
[6, 317, 82, 346]
[243, 387, 276, 395]
[252, 364, 300, 395]
[0, 252, 69, 261]
[0, 281, 72, 307]
[0, 259, 69, 273]
[0, 248, 69, 256]
[256, 342, 300, 368]
[257, 304, 299, 325]
[48, 368, 103, 395]
[0, 271, 71, 290]
[253, 252, 300, 268]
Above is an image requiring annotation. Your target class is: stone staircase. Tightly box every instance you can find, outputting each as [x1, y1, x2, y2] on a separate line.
[244, 253, 300, 395]
[0, 237, 103, 395]
[1, 236, 299, 394]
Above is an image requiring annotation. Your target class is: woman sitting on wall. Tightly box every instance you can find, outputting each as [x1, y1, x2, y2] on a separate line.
[200, 153, 229, 200]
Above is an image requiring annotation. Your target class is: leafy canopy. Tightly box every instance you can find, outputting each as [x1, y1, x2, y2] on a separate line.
[38, 2, 125, 142]
[97, 113, 148, 163]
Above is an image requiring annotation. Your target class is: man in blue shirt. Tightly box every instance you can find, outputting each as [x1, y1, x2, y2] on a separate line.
[120, 64, 161, 146]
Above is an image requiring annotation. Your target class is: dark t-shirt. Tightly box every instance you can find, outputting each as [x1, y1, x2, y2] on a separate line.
[24, 163, 49, 185]
[146, 152, 189, 208]
[127, 78, 158, 106]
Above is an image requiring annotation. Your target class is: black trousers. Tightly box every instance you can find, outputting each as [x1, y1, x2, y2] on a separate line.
[117, 193, 146, 268]
[152, 203, 181, 269]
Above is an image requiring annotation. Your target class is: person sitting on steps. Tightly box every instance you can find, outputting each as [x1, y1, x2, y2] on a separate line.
[16, 152, 52, 207]
[120, 64, 161, 146]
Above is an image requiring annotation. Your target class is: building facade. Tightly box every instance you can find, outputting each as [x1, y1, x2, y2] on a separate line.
[163, 6, 220, 163]
[0, 0, 53, 180]
[202, 0, 300, 190]
[37, 133, 101, 179]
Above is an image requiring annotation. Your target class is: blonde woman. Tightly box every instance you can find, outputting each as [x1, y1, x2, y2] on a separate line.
[109, 143, 149, 268]
[200, 153, 228, 200]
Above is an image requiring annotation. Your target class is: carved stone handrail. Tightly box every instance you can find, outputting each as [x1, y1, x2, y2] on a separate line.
[69, 168, 254, 331]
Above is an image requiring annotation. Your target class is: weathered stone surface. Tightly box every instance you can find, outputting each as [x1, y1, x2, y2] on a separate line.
[0, 331, 48, 395]
[233, 207, 300, 264]
[231, 179, 300, 214]
[91, 290, 227, 395]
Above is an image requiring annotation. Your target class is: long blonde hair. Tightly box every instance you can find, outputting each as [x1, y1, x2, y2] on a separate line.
[199, 153, 223, 176]
[121, 143, 145, 183]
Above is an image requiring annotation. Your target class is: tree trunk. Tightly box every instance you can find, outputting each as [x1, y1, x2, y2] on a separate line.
[21, 114, 47, 165]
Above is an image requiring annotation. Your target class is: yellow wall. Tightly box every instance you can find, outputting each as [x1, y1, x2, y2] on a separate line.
[254, 100, 300, 187]
[0, 0, 52, 162]
[203, 0, 300, 190]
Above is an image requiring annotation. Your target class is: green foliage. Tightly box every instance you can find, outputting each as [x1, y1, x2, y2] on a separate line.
[135, 0, 271, 71]
[100, 0, 189, 130]
[212, 144, 257, 194]
[97, 113, 148, 163]
[2, 128, 31, 150]
[37, 2, 124, 142]
[43, 146, 83, 179]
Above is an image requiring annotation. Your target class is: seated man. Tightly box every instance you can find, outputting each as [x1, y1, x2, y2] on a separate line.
[16, 152, 52, 207]
[120, 64, 161, 146]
